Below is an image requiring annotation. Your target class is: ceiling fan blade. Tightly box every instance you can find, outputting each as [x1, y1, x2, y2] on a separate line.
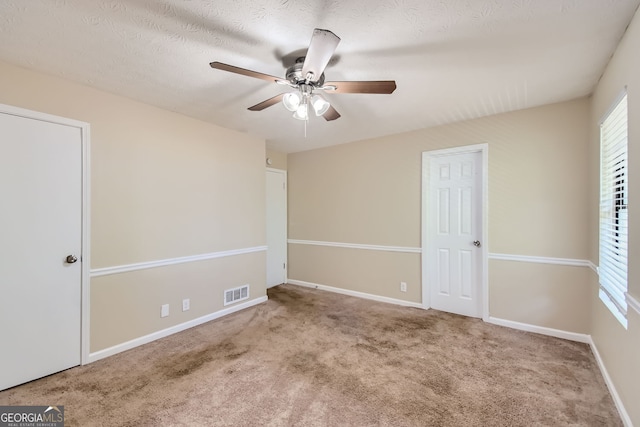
[248, 93, 285, 111]
[302, 29, 341, 83]
[324, 80, 397, 94]
[322, 105, 341, 121]
[210, 61, 282, 84]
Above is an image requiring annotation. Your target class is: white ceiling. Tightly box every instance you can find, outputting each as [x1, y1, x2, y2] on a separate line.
[0, 0, 638, 153]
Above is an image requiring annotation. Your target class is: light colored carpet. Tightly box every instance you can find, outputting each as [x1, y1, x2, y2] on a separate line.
[0, 284, 620, 426]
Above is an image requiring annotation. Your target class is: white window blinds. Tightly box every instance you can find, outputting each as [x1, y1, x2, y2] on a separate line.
[599, 93, 628, 326]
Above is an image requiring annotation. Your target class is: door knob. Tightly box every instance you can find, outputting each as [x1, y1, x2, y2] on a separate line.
[473, 241, 481, 247]
[66, 255, 78, 264]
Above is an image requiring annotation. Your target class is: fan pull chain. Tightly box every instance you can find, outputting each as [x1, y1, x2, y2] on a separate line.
[304, 100, 308, 138]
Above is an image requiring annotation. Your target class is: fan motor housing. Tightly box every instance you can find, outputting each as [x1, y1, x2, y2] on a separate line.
[286, 60, 325, 87]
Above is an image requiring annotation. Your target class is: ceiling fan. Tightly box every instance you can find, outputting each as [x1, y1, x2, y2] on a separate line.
[210, 28, 397, 122]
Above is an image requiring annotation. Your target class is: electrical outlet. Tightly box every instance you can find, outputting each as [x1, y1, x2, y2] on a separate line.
[182, 298, 190, 312]
[400, 282, 407, 292]
[161, 304, 169, 318]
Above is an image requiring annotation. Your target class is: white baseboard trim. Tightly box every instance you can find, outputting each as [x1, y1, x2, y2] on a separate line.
[489, 253, 592, 268]
[486, 316, 591, 343]
[588, 337, 632, 427]
[287, 279, 424, 309]
[287, 239, 421, 254]
[90, 246, 268, 277]
[86, 296, 268, 363]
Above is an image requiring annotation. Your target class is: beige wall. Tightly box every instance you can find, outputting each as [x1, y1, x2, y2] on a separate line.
[91, 252, 265, 350]
[588, 6, 640, 425]
[289, 246, 422, 303]
[0, 61, 267, 353]
[489, 261, 590, 333]
[288, 98, 591, 331]
[266, 148, 287, 170]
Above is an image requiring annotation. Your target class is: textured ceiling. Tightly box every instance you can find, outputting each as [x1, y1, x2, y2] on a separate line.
[0, 0, 638, 153]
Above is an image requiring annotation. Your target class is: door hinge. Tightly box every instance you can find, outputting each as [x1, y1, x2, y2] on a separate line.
[283, 262, 286, 269]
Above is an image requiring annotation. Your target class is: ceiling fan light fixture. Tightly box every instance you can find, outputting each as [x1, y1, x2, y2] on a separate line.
[311, 95, 330, 116]
[292, 103, 308, 121]
[282, 92, 301, 112]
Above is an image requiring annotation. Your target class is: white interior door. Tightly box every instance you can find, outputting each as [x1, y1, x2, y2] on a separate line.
[427, 150, 483, 318]
[266, 169, 287, 288]
[0, 110, 83, 390]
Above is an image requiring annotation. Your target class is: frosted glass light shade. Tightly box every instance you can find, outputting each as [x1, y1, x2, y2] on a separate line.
[283, 92, 301, 112]
[311, 95, 330, 116]
[292, 104, 308, 120]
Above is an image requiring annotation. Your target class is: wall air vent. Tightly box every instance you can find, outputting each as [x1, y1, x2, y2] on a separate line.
[224, 284, 250, 306]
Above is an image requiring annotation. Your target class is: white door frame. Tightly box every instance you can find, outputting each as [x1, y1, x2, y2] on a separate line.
[421, 143, 488, 320]
[266, 167, 288, 285]
[0, 103, 91, 364]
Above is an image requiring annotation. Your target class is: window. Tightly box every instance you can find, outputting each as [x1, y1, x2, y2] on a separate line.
[599, 93, 628, 328]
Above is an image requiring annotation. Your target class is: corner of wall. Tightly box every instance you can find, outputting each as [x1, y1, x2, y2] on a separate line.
[266, 148, 288, 170]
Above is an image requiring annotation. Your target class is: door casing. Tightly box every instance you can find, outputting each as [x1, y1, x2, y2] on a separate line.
[421, 143, 488, 320]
